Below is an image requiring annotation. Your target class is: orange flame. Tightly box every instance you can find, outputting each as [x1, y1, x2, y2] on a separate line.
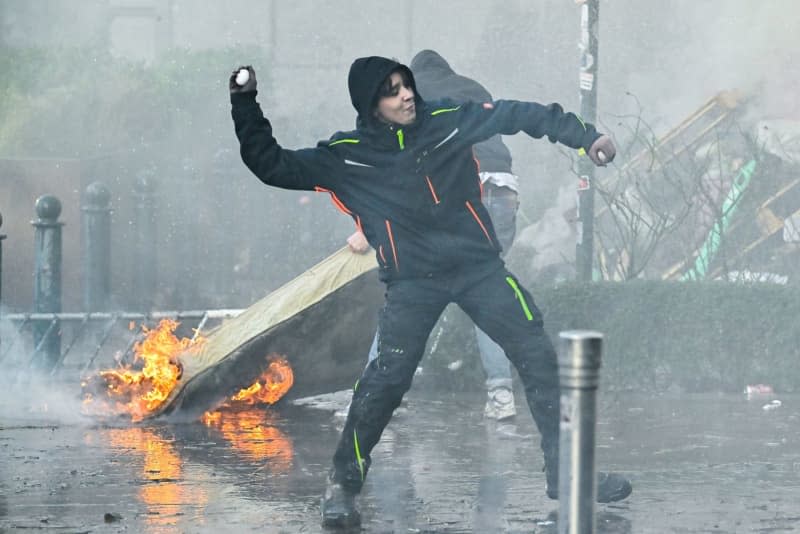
[82, 320, 295, 423]
[82, 319, 205, 422]
[229, 356, 294, 406]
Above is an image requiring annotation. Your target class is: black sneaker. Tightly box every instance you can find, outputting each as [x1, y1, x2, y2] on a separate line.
[321, 477, 361, 528]
[545, 470, 632, 503]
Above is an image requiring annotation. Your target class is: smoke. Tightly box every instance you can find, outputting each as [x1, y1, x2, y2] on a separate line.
[511, 184, 577, 284]
[0, 307, 91, 426]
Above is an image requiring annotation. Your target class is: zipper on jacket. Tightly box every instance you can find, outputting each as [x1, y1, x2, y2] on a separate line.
[425, 176, 441, 204]
[396, 129, 405, 150]
[465, 200, 495, 247]
[385, 220, 400, 271]
[378, 245, 387, 266]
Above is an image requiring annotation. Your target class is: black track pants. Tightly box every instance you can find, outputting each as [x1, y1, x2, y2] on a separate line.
[330, 264, 560, 492]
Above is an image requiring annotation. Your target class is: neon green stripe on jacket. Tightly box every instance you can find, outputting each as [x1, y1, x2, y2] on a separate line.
[330, 138, 360, 146]
[431, 106, 461, 116]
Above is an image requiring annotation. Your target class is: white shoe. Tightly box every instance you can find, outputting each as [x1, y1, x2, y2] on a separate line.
[484, 386, 516, 420]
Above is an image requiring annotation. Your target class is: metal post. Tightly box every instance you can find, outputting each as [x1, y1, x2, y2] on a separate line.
[576, 0, 600, 281]
[32, 195, 64, 370]
[82, 182, 112, 312]
[558, 330, 603, 534]
[133, 170, 157, 311]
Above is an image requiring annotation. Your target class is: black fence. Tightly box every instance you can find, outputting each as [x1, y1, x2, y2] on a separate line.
[0, 187, 242, 380]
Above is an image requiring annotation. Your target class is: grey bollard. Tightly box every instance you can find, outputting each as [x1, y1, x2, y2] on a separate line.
[558, 330, 603, 534]
[32, 195, 64, 370]
[133, 171, 157, 311]
[82, 182, 112, 312]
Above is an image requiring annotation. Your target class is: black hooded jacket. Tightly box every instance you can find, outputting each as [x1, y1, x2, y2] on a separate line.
[231, 56, 601, 282]
[409, 50, 512, 174]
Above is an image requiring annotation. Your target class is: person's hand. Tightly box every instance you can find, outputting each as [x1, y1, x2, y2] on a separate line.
[588, 135, 616, 166]
[229, 65, 257, 94]
[347, 231, 370, 254]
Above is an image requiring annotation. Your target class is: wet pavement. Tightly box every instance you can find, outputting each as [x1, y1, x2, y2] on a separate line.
[1, 388, 799, 533]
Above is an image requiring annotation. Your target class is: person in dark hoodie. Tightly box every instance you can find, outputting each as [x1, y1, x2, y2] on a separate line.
[348, 49, 525, 422]
[229, 56, 631, 528]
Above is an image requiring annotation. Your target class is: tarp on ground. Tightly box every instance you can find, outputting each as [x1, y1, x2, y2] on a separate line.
[152, 247, 382, 421]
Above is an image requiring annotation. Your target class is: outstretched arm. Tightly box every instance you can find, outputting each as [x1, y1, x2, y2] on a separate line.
[456, 99, 615, 166]
[230, 66, 338, 190]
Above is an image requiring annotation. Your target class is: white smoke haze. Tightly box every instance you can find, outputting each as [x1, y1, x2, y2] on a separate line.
[0, 6, 799, 532]
[0, 0, 798, 377]
[0, 310, 90, 426]
[0, 373, 90, 427]
[1, 1, 798, 311]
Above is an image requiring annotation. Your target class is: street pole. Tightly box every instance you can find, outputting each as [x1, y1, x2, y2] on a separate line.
[576, 0, 599, 281]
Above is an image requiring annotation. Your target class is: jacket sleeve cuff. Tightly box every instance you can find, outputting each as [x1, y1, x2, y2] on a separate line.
[583, 130, 601, 152]
[230, 91, 259, 106]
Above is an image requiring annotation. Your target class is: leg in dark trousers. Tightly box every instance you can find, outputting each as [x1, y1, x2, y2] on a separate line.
[457, 265, 633, 503]
[331, 278, 448, 493]
[455, 265, 560, 470]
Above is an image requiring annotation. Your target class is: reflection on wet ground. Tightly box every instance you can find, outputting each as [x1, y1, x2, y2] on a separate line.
[1, 391, 798, 532]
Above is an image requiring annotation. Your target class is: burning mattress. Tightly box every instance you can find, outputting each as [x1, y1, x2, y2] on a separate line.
[154, 247, 381, 420]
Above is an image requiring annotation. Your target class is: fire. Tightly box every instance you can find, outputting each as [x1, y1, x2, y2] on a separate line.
[82, 319, 205, 422]
[229, 356, 294, 406]
[82, 320, 295, 423]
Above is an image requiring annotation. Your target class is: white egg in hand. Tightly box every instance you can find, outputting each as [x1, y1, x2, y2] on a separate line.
[235, 69, 250, 86]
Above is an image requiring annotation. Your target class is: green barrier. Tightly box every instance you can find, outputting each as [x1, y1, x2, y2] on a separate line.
[681, 160, 757, 280]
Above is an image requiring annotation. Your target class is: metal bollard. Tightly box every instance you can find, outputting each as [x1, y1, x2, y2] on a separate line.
[133, 171, 157, 311]
[558, 330, 603, 534]
[32, 195, 64, 370]
[82, 182, 112, 312]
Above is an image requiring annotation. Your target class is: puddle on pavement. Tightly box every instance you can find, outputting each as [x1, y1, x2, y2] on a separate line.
[1, 392, 798, 532]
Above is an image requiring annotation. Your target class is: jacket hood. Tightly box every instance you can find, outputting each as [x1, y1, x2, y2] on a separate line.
[409, 50, 455, 80]
[348, 56, 419, 128]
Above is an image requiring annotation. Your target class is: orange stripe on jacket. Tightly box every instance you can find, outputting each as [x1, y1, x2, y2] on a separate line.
[385, 220, 399, 270]
[425, 176, 441, 204]
[314, 186, 353, 215]
[465, 200, 494, 246]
